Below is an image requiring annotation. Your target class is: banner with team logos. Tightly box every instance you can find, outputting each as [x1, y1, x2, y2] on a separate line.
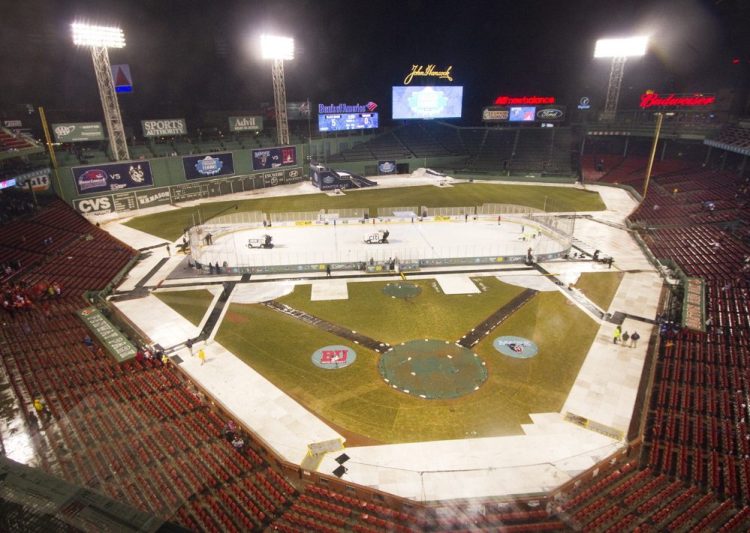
[141, 118, 187, 137]
[183, 152, 235, 181]
[72, 161, 154, 195]
[251, 146, 297, 171]
[228, 115, 263, 132]
[377, 161, 397, 175]
[52, 122, 106, 142]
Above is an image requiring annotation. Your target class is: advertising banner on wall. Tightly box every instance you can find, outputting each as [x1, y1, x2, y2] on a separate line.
[141, 118, 187, 137]
[183, 152, 235, 180]
[52, 122, 106, 143]
[136, 187, 172, 209]
[251, 146, 297, 171]
[377, 161, 397, 175]
[535, 105, 566, 121]
[73, 195, 115, 215]
[228, 115, 263, 132]
[14, 168, 51, 191]
[72, 161, 153, 195]
[481, 107, 510, 122]
[111, 64, 133, 93]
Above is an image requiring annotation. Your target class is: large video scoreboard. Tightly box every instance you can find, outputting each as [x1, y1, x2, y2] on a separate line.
[318, 112, 379, 132]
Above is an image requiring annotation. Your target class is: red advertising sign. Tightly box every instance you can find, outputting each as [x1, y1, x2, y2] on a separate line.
[494, 96, 555, 105]
[639, 92, 715, 108]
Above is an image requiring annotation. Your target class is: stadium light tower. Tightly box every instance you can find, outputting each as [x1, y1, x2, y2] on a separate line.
[261, 34, 294, 145]
[594, 36, 648, 121]
[71, 22, 130, 161]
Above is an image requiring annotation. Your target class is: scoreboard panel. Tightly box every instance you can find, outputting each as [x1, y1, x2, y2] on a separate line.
[318, 112, 379, 132]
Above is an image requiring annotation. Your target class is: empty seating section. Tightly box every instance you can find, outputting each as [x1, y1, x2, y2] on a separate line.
[469, 129, 514, 171]
[5, 193, 750, 530]
[708, 125, 750, 153]
[393, 123, 456, 157]
[627, 167, 747, 227]
[510, 128, 570, 174]
[0, 128, 37, 152]
[328, 124, 572, 173]
[548, 165, 750, 530]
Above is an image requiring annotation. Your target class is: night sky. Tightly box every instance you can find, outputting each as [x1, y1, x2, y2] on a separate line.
[1, 0, 748, 125]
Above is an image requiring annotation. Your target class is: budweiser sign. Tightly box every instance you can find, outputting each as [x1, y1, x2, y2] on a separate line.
[494, 95, 555, 105]
[639, 92, 716, 108]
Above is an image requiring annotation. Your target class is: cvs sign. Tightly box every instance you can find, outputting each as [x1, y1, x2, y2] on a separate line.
[74, 196, 114, 214]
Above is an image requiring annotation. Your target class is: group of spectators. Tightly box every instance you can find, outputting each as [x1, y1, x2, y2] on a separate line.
[134, 345, 169, 366]
[1, 279, 64, 320]
[1, 259, 22, 277]
[0, 191, 35, 224]
[222, 420, 247, 452]
[2, 282, 33, 317]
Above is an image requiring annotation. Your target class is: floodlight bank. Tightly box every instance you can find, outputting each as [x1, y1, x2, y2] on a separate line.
[260, 35, 294, 60]
[71, 22, 126, 48]
[594, 36, 648, 58]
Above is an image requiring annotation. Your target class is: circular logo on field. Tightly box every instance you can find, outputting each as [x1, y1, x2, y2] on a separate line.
[493, 336, 538, 359]
[312, 345, 357, 369]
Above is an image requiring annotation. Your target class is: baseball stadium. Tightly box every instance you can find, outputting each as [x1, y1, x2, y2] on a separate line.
[0, 1, 749, 532]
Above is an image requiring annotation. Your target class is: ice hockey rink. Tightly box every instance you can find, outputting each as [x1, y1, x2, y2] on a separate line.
[192, 216, 568, 269]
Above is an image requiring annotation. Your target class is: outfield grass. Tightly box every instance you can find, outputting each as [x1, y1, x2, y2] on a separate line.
[574, 272, 624, 312]
[154, 290, 214, 326]
[186, 276, 600, 444]
[125, 183, 605, 241]
[278, 277, 526, 345]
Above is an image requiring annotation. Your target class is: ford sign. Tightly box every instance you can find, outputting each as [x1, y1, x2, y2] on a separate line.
[536, 108, 564, 120]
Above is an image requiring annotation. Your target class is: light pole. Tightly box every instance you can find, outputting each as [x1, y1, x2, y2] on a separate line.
[594, 36, 648, 121]
[71, 22, 130, 161]
[642, 112, 665, 201]
[261, 35, 294, 146]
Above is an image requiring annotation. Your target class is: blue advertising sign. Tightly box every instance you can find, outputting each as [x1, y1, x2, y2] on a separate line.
[72, 162, 153, 196]
[252, 146, 297, 171]
[378, 160, 397, 175]
[183, 152, 235, 181]
[318, 113, 378, 132]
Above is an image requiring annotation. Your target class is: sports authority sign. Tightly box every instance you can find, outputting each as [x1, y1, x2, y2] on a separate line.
[52, 122, 106, 143]
[311, 345, 357, 369]
[639, 92, 716, 108]
[493, 336, 539, 359]
[141, 118, 187, 137]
